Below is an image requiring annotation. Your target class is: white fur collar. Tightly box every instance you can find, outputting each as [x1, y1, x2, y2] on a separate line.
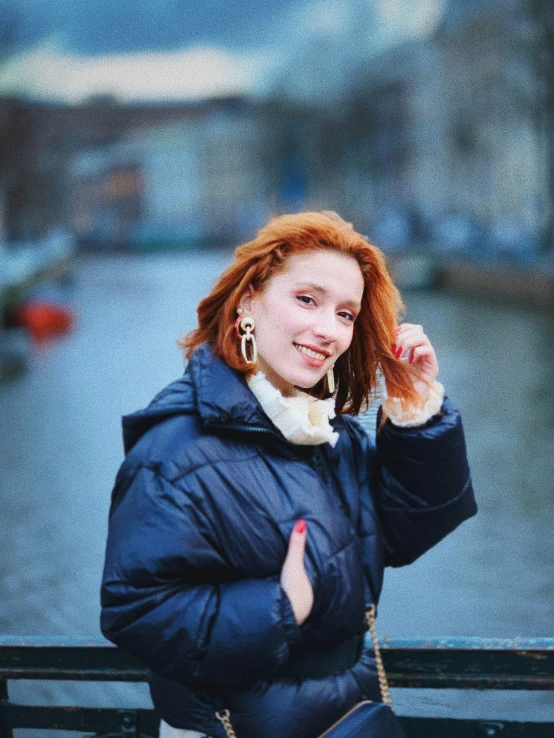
[246, 371, 339, 447]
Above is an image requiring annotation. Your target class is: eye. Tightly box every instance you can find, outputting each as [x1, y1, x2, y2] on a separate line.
[339, 311, 356, 322]
[296, 294, 316, 305]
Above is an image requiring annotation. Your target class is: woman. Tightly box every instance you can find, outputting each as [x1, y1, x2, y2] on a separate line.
[100, 211, 477, 738]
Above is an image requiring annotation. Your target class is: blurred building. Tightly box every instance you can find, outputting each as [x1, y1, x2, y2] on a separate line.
[346, 0, 550, 259]
[435, 0, 544, 257]
[2, 0, 553, 261]
[0, 95, 273, 247]
[69, 104, 278, 249]
[266, 0, 552, 261]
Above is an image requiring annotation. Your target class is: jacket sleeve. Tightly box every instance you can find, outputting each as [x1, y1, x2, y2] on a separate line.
[100, 465, 300, 686]
[352, 396, 477, 568]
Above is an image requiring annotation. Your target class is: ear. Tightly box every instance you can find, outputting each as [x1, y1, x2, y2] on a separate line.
[238, 285, 254, 314]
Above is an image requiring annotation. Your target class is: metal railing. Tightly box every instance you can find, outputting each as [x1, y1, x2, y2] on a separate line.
[1, 635, 553, 737]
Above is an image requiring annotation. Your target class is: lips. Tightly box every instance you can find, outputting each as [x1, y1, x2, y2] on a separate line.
[293, 343, 331, 361]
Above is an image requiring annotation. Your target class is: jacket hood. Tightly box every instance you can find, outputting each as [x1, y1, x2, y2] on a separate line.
[121, 343, 277, 453]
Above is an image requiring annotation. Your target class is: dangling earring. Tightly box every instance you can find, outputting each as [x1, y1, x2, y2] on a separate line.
[236, 316, 257, 364]
[326, 366, 335, 395]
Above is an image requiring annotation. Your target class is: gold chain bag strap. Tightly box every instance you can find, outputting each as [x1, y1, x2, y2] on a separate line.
[215, 709, 238, 738]
[365, 604, 393, 708]
[215, 605, 393, 737]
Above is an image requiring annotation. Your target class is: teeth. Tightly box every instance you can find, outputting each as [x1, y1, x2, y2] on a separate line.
[295, 344, 327, 360]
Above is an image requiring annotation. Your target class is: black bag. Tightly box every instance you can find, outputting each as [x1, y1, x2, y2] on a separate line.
[316, 699, 406, 737]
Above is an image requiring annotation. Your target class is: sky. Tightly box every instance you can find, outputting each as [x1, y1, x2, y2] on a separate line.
[1, 0, 298, 55]
[0, 0, 449, 103]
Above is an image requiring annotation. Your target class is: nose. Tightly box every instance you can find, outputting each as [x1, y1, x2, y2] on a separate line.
[312, 308, 339, 343]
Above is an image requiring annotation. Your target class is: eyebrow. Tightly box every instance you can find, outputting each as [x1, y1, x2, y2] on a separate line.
[294, 282, 362, 311]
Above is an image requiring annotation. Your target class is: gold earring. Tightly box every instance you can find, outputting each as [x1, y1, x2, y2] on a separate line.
[237, 317, 257, 364]
[327, 366, 335, 395]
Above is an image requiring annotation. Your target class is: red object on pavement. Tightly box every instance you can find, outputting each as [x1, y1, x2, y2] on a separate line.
[15, 300, 75, 341]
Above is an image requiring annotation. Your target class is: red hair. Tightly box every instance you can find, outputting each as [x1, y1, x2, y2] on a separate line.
[179, 211, 420, 416]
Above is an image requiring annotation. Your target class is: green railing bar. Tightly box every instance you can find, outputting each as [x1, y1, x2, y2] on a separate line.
[1, 635, 554, 737]
[1, 637, 553, 689]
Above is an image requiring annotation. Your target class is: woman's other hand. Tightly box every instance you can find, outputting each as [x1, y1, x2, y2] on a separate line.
[392, 323, 439, 402]
[280, 520, 314, 625]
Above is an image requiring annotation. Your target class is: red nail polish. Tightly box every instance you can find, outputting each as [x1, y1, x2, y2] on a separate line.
[395, 346, 403, 359]
[409, 351, 415, 364]
[295, 519, 307, 534]
[391, 343, 397, 354]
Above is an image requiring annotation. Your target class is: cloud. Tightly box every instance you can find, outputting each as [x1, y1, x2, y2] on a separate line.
[0, 2, 447, 104]
[0, 37, 261, 102]
[375, 0, 446, 40]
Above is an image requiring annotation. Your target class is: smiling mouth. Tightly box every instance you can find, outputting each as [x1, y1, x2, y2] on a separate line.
[293, 343, 329, 361]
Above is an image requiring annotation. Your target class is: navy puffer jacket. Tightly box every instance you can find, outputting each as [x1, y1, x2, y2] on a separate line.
[101, 343, 476, 738]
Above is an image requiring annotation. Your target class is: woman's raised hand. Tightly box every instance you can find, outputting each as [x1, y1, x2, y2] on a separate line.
[280, 520, 314, 625]
[392, 323, 439, 401]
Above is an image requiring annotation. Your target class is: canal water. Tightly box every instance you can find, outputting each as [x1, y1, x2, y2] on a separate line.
[1, 252, 553, 732]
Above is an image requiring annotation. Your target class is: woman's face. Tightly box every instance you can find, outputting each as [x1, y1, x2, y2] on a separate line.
[238, 250, 364, 395]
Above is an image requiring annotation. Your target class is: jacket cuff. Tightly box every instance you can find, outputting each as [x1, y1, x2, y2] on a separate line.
[383, 381, 444, 427]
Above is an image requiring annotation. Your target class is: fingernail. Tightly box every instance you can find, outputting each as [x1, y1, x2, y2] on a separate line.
[409, 350, 414, 364]
[395, 346, 403, 359]
[391, 343, 397, 354]
[294, 519, 307, 534]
